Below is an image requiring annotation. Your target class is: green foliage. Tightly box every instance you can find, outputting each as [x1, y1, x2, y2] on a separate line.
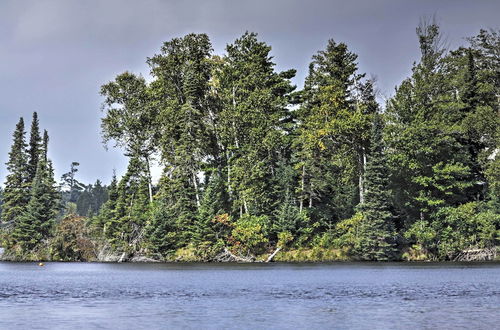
[2, 117, 29, 224]
[27, 112, 42, 184]
[486, 156, 500, 212]
[11, 159, 59, 251]
[3, 26, 499, 262]
[332, 212, 364, 250]
[353, 116, 397, 260]
[217, 32, 296, 216]
[76, 180, 108, 217]
[145, 172, 197, 257]
[295, 39, 375, 228]
[231, 214, 269, 255]
[404, 220, 437, 252]
[419, 202, 499, 259]
[191, 171, 229, 245]
[60, 162, 85, 204]
[103, 156, 152, 251]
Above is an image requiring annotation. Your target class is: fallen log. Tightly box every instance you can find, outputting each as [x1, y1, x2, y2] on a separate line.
[213, 248, 254, 262]
[453, 247, 497, 261]
[265, 247, 282, 263]
[118, 252, 128, 263]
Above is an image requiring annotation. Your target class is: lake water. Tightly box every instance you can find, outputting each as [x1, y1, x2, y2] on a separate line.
[0, 262, 498, 329]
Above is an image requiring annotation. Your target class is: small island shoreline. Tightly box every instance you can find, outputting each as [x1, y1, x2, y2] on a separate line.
[1, 246, 498, 263]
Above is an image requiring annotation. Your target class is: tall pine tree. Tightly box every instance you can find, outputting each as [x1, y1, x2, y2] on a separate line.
[12, 131, 59, 251]
[27, 112, 42, 184]
[354, 115, 396, 261]
[2, 118, 29, 225]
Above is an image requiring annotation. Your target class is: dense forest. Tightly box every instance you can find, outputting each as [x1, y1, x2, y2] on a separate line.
[1, 22, 499, 262]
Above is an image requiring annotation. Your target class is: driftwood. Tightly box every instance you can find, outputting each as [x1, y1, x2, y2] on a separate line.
[212, 246, 282, 263]
[118, 252, 129, 263]
[454, 247, 497, 261]
[265, 247, 282, 262]
[213, 248, 255, 262]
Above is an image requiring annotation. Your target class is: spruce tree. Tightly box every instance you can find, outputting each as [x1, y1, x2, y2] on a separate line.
[94, 173, 118, 230]
[191, 171, 229, 245]
[12, 158, 58, 250]
[295, 39, 373, 226]
[76, 185, 93, 216]
[217, 32, 296, 216]
[42, 130, 49, 162]
[92, 180, 108, 213]
[354, 115, 396, 261]
[0, 188, 3, 219]
[2, 118, 28, 224]
[386, 21, 475, 225]
[145, 169, 197, 256]
[104, 156, 150, 249]
[27, 112, 42, 183]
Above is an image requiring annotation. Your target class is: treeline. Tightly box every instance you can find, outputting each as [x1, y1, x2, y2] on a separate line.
[1, 22, 499, 261]
[0, 113, 110, 259]
[0, 113, 59, 254]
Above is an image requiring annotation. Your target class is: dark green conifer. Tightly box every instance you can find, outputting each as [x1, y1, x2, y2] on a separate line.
[354, 115, 396, 261]
[191, 171, 229, 244]
[12, 158, 58, 250]
[104, 156, 150, 249]
[94, 173, 118, 229]
[27, 112, 42, 183]
[2, 118, 29, 224]
[146, 169, 197, 256]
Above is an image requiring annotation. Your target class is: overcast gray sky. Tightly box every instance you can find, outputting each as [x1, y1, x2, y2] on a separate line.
[1, 0, 499, 185]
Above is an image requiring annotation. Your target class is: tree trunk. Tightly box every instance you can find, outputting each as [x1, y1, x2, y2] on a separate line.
[192, 171, 200, 208]
[232, 86, 240, 148]
[299, 165, 305, 212]
[265, 247, 282, 262]
[145, 155, 153, 204]
[309, 182, 313, 208]
[227, 151, 232, 196]
[243, 198, 249, 215]
[358, 146, 366, 205]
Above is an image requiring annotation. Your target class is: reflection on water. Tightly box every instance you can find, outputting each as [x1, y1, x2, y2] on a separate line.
[0, 262, 499, 329]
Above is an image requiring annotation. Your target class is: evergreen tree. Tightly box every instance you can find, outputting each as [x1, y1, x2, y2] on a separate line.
[91, 180, 108, 214]
[42, 130, 49, 162]
[2, 118, 29, 224]
[146, 171, 197, 256]
[271, 159, 308, 240]
[295, 39, 373, 227]
[76, 185, 93, 217]
[217, 32, 296, 217]
[386, 21, 475, 226]
[103, 156, 150, 249]
[94, 173, 118, 230]
[27, 112, 42, 183]
[354, 115, 396, 260]
[12, 157, 59, 250]
[148, 33, 215, 213]
[76, 180, 108, 217]
[0, 187, 3, 220]
[191, 171, 229, 245]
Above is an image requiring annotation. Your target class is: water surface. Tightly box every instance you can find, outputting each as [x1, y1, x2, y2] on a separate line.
[0, 262, 498, 329]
